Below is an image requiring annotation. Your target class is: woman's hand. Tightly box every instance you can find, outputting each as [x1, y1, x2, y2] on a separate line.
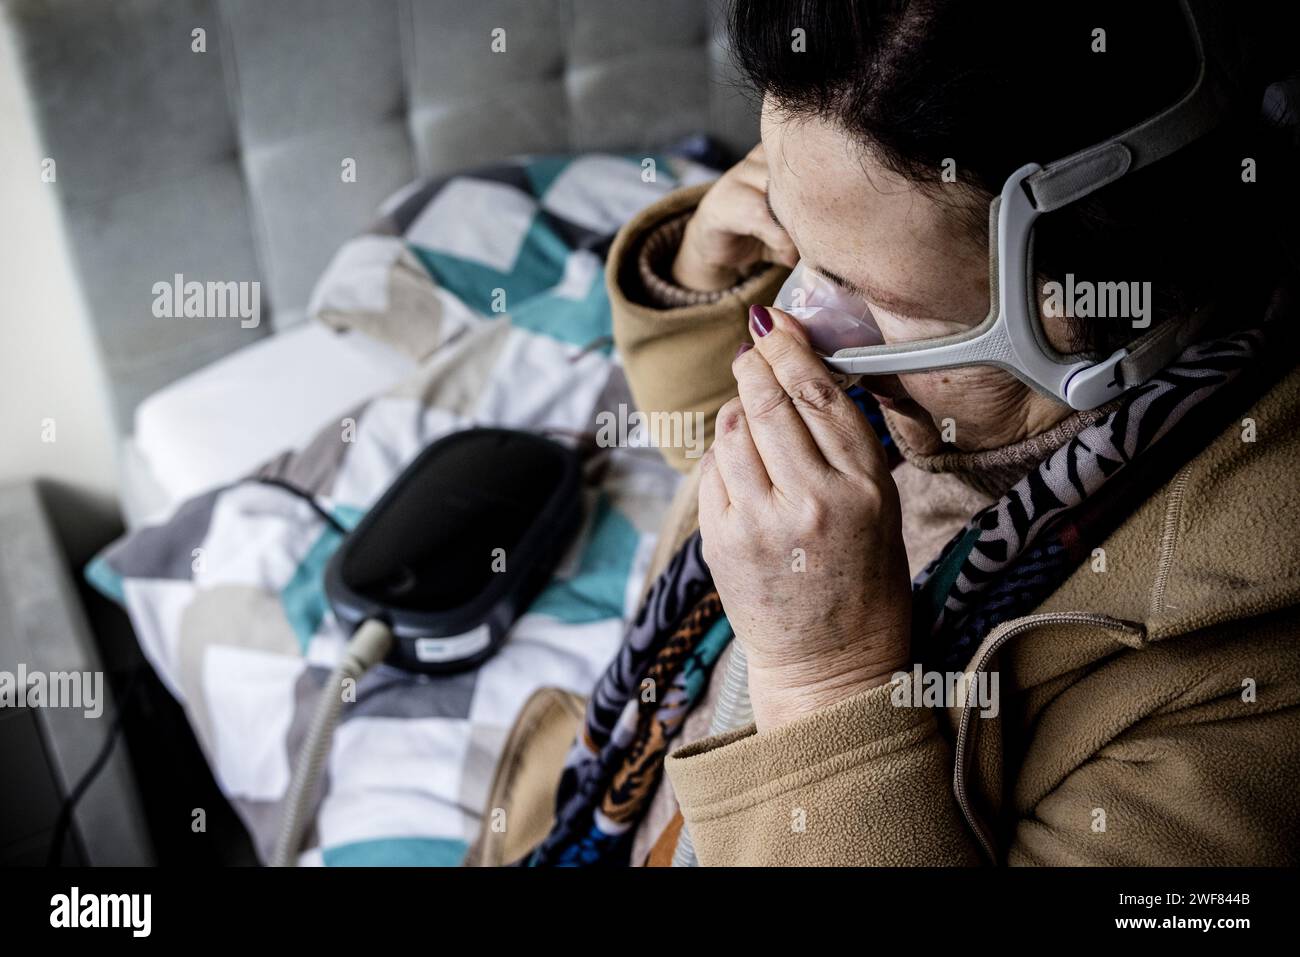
[672, 144, 799, 292]
[698, 305, 913, 731]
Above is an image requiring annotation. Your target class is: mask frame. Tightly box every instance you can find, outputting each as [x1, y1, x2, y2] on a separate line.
[812, 0, 1226, 410]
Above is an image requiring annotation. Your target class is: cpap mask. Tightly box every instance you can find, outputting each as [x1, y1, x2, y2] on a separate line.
[775, 0, 1226, 410]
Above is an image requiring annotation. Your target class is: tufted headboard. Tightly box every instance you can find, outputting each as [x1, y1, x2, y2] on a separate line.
[5, 0, 758, 431]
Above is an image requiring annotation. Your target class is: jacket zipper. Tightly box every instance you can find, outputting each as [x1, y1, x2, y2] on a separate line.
[1150, 462, 1194, 616]
[952, 611, 1146, 864]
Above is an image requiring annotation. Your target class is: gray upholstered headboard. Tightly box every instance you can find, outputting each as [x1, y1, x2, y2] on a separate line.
[5, 0, 757, 431]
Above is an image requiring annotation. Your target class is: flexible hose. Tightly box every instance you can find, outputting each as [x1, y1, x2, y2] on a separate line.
[270, 619, 393, 867]
[671, 639, 752, 867]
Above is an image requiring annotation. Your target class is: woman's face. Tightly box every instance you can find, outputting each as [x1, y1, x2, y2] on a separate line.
[760, 100, 1072, 453]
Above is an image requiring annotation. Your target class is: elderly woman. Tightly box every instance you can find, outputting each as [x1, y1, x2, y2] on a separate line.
[485, 0, 1300, 867]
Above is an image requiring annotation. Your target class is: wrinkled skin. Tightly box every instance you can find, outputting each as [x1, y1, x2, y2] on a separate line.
[679, 103, 1076, 729]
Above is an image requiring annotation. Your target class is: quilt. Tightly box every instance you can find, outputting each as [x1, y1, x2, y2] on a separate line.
[86, 148, 718, 865]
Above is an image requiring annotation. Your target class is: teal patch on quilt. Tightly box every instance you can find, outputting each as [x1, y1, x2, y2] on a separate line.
[407, 216, 568, 318]
[525, 152, 676, 201]
[412, 152, 675, 345]
[639, 153, 674, 188]
[508, 259, 613, 349]
[84, 555, 126, 604]
[281, 505, 365, 652]
[321, 836, 469, 867]
[522, 154, 573, 199]
[528, 496, 639, 624]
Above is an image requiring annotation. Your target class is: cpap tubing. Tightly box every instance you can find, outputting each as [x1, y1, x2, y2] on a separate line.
[271, 618, 393, 867]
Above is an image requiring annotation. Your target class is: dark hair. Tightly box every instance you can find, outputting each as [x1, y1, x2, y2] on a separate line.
[728, 0, 1300, 353]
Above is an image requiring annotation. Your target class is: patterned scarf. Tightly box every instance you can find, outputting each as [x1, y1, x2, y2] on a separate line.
[529, 324, 1270, 866]
[525, 537, 726, 865]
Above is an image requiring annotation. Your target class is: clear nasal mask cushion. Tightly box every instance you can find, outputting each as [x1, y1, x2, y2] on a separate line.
[776, 0, 1225, 411]
[774, 262, 884, 355]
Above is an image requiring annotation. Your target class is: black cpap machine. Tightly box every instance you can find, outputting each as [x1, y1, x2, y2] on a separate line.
[276, 427, 585, 864]
[324, 427, 584, 673]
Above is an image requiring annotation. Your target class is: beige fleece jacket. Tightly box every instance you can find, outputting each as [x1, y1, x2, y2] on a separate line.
[613, 185, 1300, 866]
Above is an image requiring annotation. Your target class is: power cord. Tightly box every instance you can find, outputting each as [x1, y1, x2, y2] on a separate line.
[247, 476, 347, 535]
[46, 667, 146, 866]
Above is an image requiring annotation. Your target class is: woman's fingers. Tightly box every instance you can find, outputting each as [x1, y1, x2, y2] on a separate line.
[733, 184, 799, 267]
[732, 142, 769, 188]
[732, 146, 799, 267]
[732, 345, 829, 490]
[759, 239, 800, 269]
[748, 305, 889, 477]
[727, 146, 798, 265]
[711, 396, 771, 507]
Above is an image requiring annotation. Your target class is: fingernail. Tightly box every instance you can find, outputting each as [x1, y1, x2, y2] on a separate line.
[749, 304, 773, 337]
[734, 342, 752, 360]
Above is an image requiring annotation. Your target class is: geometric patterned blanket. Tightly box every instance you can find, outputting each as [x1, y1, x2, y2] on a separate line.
[86, 149, 717, 865]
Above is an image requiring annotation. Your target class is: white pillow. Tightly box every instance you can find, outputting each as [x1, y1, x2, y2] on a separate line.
[129, 323, 415, 521]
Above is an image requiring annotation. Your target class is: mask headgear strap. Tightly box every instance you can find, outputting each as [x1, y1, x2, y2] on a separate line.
[1024, 0, 1226, 212]
[828, 0, 1231, 409]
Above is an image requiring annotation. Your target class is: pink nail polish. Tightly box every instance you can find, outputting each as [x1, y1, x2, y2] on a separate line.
[749, 304, 773, 337]
[734, 342, 752, 359]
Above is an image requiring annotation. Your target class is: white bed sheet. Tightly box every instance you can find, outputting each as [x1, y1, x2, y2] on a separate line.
[123, 322, 416, 525]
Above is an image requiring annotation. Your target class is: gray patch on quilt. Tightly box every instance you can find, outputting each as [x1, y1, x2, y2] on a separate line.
[175, 585, 303, 753]
[101, 487, 220, 579]
[252, 399, 370, 498]
[344, 664, 478, 722]
[538, 209, 615, 257]
[583, 363, 687, 535]
[588, 362, 635, 430]
[455, 162, 533, 198]
[585, 363, 681, 472]
[383, 163, 532, 251]
[364, 212, 403, 237]
[387, 178, 447, 233]
[382, 165, 533, 236]
[241, 654, 481, 860]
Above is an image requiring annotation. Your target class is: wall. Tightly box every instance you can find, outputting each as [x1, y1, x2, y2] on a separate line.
[0, 21, 119, 504]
